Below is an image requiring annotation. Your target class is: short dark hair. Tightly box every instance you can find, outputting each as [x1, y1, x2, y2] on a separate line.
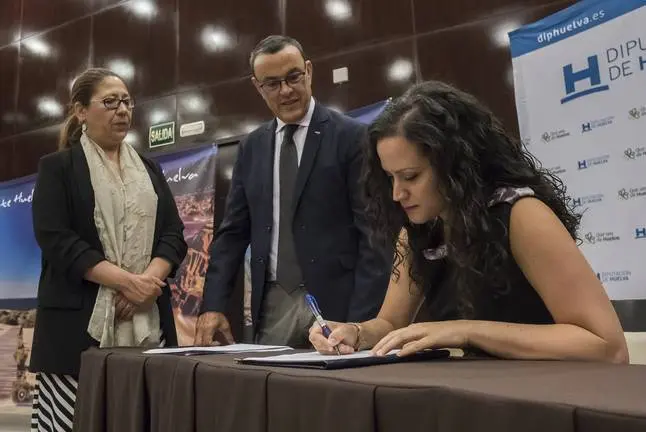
[249, 35, 306, 76]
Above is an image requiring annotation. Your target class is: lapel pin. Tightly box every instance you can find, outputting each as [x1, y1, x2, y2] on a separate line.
[314, 131, 321, 135]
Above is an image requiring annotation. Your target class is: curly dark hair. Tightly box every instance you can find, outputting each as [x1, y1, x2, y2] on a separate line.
[361, 80, 581, 316]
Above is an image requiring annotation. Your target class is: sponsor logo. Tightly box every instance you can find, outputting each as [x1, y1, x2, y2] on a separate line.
[581, 116, 614, 133]
[628, 106, 646, 120]
[562, 55, 610, 104]
[577, 154, 610, 170]
[583, 231, 620, 245]
[624, 146, 646, 160]
[572, 194, 604, 207]
[596, 270, 632, 283]
[561, 38, 646, 104]
[636, 227, 646, 239]
[541, 129, 570, 143]
[618, 186, 646, 200]
[547, 165, 567, 175]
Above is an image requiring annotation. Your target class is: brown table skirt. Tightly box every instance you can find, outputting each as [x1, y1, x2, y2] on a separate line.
[73, 347, 646, 432]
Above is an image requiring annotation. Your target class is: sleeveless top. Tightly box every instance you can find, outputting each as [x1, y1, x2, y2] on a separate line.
[421, 187, 555, 325]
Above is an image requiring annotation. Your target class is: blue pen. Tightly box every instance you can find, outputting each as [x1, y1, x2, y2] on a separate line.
[305, 293, 341, 355]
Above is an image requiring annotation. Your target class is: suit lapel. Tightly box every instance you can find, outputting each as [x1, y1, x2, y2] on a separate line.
[293, 104, 329, 213]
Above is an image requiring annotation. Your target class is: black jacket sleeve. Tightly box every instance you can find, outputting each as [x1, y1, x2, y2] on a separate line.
[32, 154, 105, 285]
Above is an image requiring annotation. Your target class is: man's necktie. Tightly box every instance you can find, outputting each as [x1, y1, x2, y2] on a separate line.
[276, 124, 303, 293]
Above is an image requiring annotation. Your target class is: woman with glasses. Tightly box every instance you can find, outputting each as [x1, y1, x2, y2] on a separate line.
[29, 68, 187, 430]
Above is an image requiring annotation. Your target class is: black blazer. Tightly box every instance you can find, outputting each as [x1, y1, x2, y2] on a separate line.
[29, 142, 187, 376]
[201, 102, 390, 330]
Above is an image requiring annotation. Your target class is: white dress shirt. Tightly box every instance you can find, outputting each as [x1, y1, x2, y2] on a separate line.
[268, 97, 316, 280]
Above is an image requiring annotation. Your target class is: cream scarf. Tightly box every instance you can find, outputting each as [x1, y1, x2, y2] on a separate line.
[81, 133, 162, 347]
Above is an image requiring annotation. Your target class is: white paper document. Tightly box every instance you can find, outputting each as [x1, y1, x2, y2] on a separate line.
[241, 349, 400, 363]
[143, 344, 293, 355]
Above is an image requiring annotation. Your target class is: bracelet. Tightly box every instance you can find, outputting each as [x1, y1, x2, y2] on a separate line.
[348, 322, 363, 351]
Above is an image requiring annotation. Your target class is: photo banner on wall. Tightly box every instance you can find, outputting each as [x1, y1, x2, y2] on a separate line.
[0, 175, 40, 308]
[0, 143, 217, 408]
[509, 0, 646, 300]
[155, 144, 218, 346]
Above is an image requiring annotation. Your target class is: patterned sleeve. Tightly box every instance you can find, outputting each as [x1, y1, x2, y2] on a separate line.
[487, 186, 535, 207]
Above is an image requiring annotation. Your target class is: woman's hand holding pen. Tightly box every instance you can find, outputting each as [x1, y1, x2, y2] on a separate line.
[309, 321, 359, 355]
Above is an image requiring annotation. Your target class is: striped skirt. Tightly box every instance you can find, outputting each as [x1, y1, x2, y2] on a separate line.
[31, 373, 78, 432]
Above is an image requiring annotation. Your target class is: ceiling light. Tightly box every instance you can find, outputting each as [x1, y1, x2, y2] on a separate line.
[494, 21, 522, 48]
[150, 109, 169, 125]
[387, 59, 414, 82]
[24, 37, 52, 57]
[181, 94, 208, 113]
[37, 97, 64, 117]
[201, 26, 233, 53]
[127, 0, 158, 19]
[107, 58, 136, 81]
[325, 0, 352, 21]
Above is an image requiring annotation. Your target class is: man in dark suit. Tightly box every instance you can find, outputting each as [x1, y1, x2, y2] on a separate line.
[194, 35, 389, 347]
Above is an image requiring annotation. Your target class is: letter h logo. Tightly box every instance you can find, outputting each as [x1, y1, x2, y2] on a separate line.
[572, 197, 582, 207]
[561, 55, 610, 104]
[578, 160, 588, 170]
[636, 227, 646, 239]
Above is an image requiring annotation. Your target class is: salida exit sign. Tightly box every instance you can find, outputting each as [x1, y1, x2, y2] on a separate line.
[149, 122, 175, 148]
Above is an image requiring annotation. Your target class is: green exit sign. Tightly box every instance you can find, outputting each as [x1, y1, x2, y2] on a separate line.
[149, 122, 175, 148]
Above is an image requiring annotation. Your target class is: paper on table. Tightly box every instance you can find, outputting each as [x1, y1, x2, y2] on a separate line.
[241, 349, 400, 363]
[143, 344, 293, 355]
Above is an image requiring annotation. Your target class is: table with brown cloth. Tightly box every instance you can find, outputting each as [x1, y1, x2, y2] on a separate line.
[72, 347, 646, 432]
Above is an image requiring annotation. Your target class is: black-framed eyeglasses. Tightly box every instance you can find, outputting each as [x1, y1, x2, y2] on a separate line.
[259, 71, 307, 93]
[92, 96, 135, 110]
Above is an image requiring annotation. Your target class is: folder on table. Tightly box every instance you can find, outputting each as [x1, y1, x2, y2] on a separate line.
[236, 349, 450, 369]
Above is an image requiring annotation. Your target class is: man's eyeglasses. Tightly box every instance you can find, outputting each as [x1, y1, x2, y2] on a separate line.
[258, 71, 307, 93]
[93, 97, 135, 110]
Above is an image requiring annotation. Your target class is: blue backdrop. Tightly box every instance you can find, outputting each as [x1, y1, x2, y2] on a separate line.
[0, 175, 40, 307]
